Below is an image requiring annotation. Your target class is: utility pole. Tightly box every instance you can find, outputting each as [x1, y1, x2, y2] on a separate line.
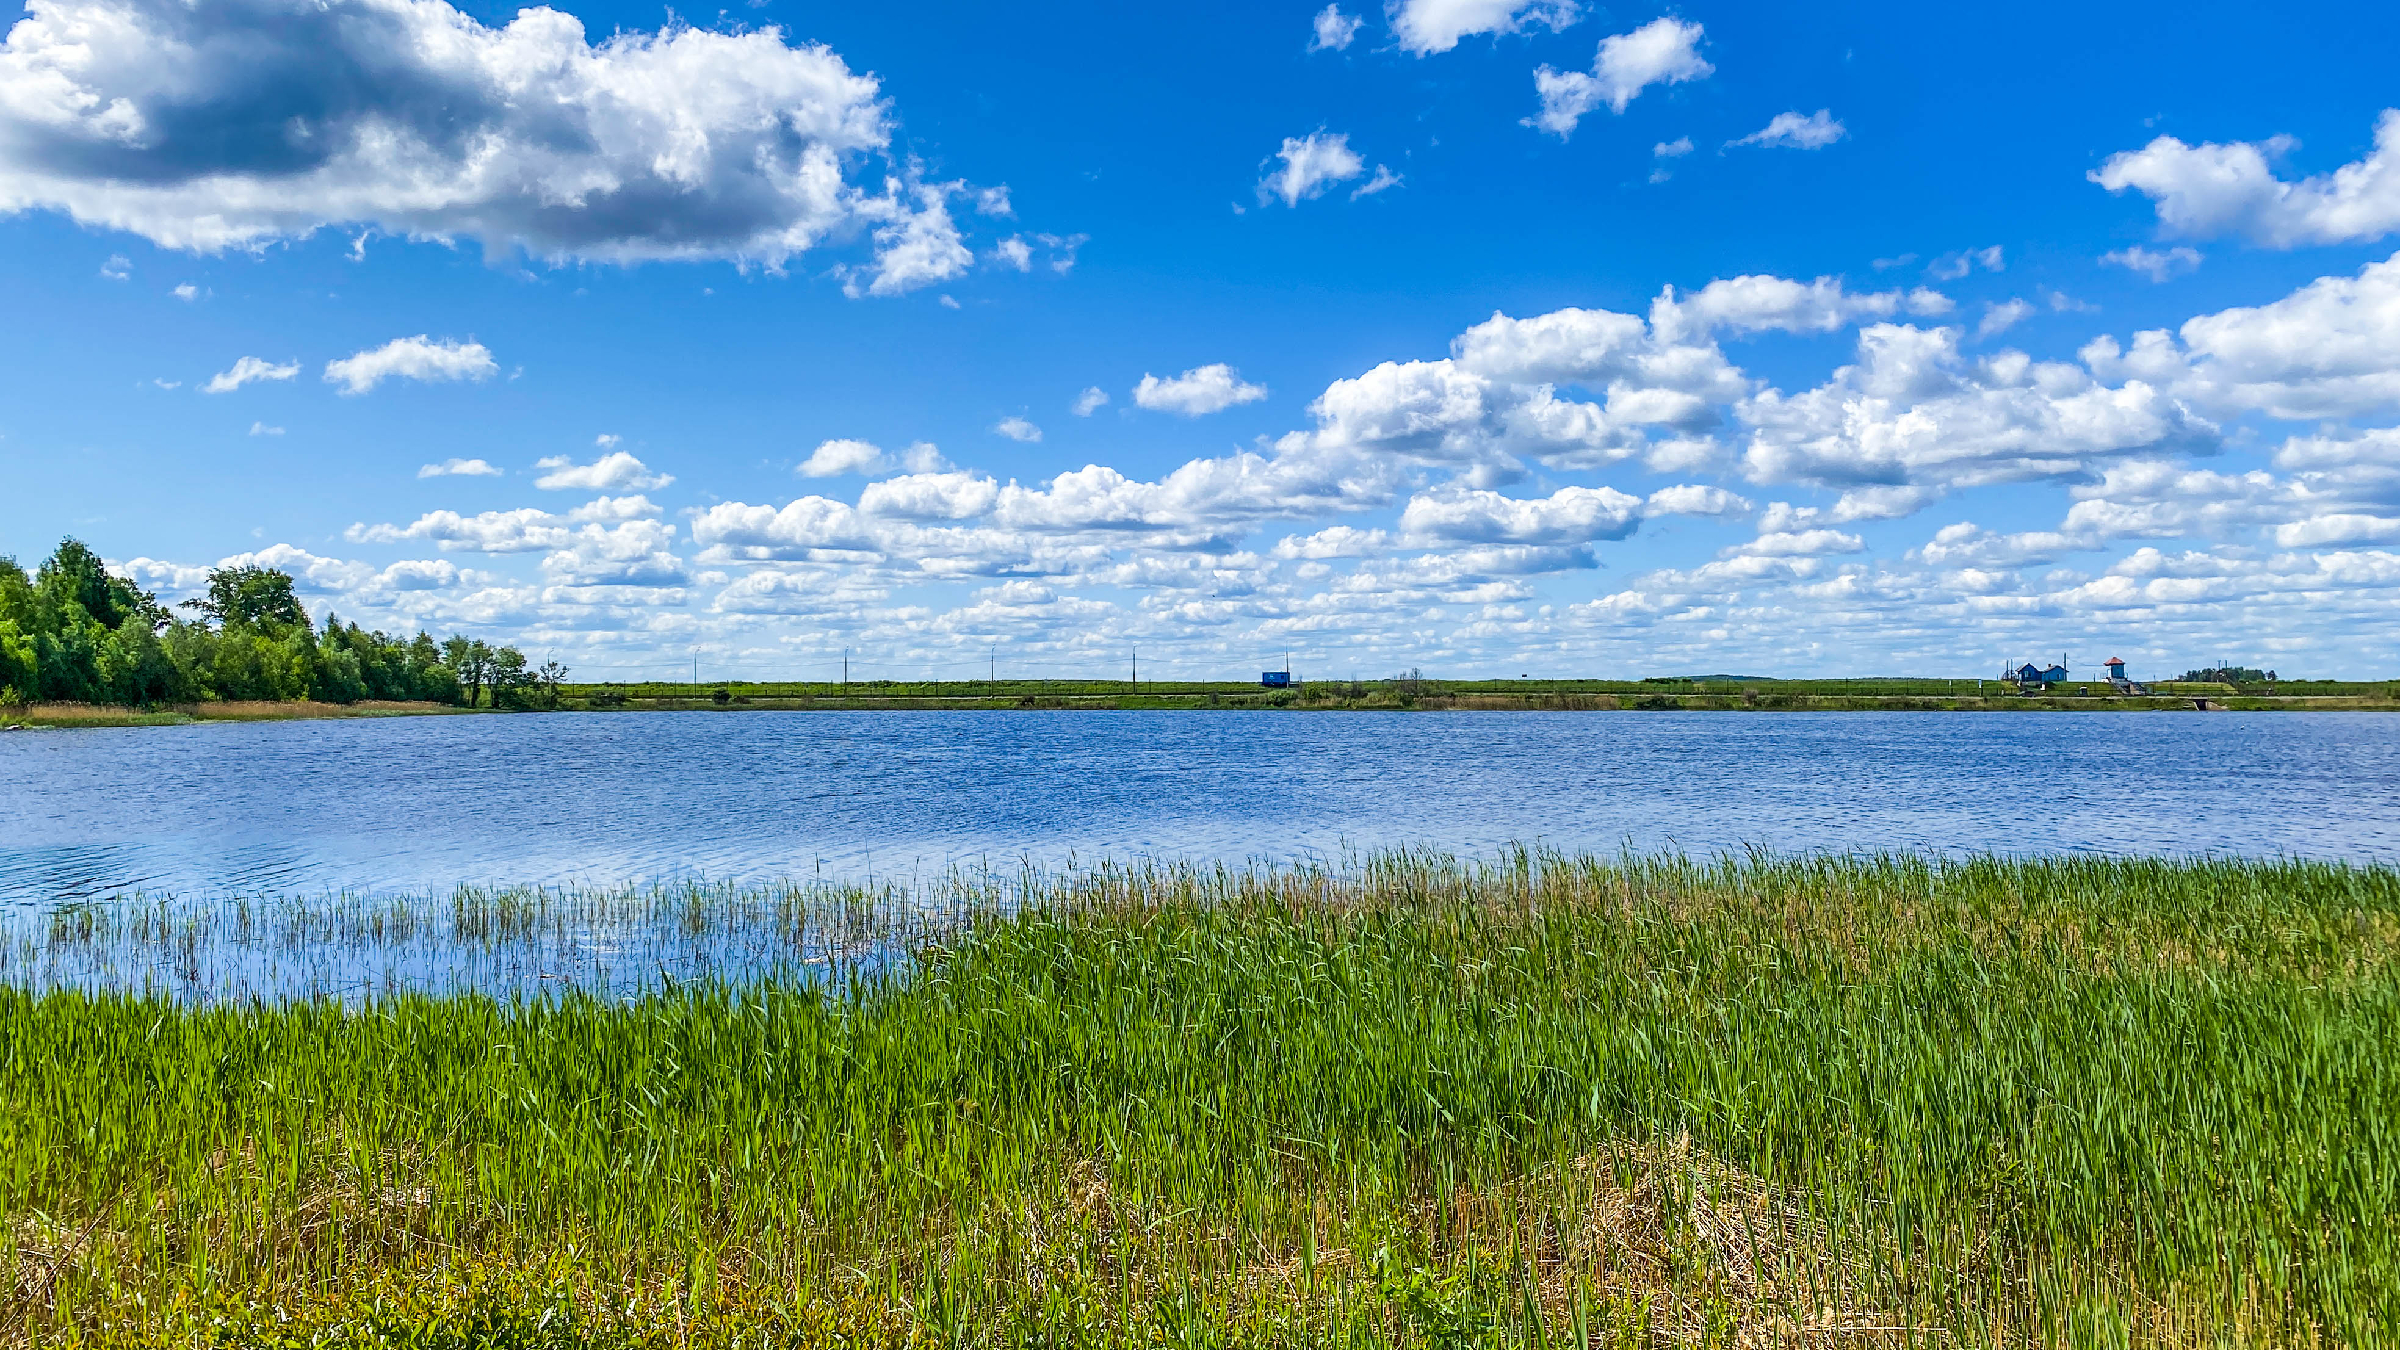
[842, 647, 849, 689]
[1132, 645, 1138, 691]
[990, 645, 995, 684]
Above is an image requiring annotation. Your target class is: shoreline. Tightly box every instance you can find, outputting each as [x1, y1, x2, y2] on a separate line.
[9, 687, 2400, 727]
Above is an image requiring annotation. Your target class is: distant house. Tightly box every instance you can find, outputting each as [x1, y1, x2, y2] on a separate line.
[2011, 662, 2069, 688]
[1260, 671, 1292, 688]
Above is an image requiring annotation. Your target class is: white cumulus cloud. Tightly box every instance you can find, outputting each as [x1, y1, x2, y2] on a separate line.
[845, 184, 973, 298]
[1134, 364, 1269, 416]
[0, 0, 989, 275]
[202, 355, 298, 393]
[1260, 132, 1383, 207]
[1390, 0, 1579, 55]
[419, 458, 501, 478]
[1528, 18, 1711, 139]
[533, 451, 673, 492]
[1729, 110, 1846, 151]
[796, 438, 949, 478]
[993, 416, 1042, 443]
[1072, 387, 1109, 416]
[2079, 250, 2400, 420]
[2101, 245, 2204, 282]
[2092, 110, 2400, 248]
[1310, 4, 1363, 50]
[324, 336, 496, 395]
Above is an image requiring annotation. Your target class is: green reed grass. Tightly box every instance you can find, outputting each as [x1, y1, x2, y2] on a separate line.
[3, 849, 2395, 1347]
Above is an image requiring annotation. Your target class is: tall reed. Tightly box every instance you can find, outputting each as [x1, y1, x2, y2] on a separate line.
[3, 849, 2393, 1347]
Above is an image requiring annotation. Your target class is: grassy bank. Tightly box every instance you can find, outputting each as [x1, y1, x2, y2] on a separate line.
[0, 699, 463, 729]
[553, 676, 2400, 714]
[12, 677, 2399, 726]
[4, 851, 2395, 1347]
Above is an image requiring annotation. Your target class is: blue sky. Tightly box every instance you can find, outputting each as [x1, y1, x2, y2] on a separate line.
[8, 0, 2400, 680]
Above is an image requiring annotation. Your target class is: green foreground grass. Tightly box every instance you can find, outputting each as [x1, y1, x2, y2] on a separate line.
[5, 851, 2397, 1347]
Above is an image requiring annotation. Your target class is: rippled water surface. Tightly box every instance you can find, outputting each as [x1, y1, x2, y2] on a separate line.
[7, 709, 2400, 905]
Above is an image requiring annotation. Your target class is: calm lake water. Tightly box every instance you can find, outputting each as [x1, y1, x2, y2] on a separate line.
[7, 708, 2400, 905]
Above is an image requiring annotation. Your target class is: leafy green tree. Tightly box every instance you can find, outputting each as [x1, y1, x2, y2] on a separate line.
[487, 646, 531, 709]
[3, 540, 543, 711]
[0, 558, 34, 704]
[97, 616, 187, 706]
[444, 636, 494, 708]
[35, 539, 161, 634]
[35, 606, 107, 702]
[186, 566, 307, 632]
[535, 659, 569, 709]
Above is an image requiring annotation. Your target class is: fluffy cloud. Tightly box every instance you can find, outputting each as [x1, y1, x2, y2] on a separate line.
[993, 416, 1042, 443]
[2079, 251, 2400, 420]
[419, 458, 502, 478]
[1298, 301, 1753, 474]
[691, 496, 878, 561]
[1259, 133, 1385, 207]
[538, 518, 686, 587]
[1389, 0, 1578, 55]
[1976, 299, 2036, 339]
[1649, 275, 1948, 342]
[202, 355, 298, 393]
[1072, 387, 1109, 416]
[2093, 110, 2400, 248]
[990, 450, 1396, 544]
[1134, 364, 1269, 416]
[797, 438, 950, 477]
[1529, 18, 1710, 138]
[1400, 485, 1646, 546]
[1273, 525, 1391, 559]
[324, 337, 496, 395]
[533, 451, 673, 492]
[2101, 245, 2203, 282]
[0, 0, 978, 273]
[1741, 324, 2217, 493]
[138, 257, 2400, 677]
[1729, 110, 1846, 151]
[858, 471, 1001, 521]
[350, 507, 565, 552]
[1928, 246, 2005, 281]
[1309, 4, 1363, 51]
[845, 185, 973, 298]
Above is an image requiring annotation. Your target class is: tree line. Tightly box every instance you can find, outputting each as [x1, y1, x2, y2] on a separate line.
[1, 538, 563, 708]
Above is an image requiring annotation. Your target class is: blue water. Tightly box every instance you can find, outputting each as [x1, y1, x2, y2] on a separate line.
[6, 709, 2400, 905]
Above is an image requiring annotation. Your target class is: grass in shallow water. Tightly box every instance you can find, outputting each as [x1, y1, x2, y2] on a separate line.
[3, 849, 2396, 1347]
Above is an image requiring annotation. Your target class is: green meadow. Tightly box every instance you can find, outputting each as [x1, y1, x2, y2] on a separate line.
[3, 850, 2395, 1347]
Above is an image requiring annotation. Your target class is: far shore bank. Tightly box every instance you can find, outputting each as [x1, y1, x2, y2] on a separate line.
[10, 678, 2400, 727]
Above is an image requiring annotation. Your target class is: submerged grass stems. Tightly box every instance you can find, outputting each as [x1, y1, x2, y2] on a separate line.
[1, 849, 2395, 1347]
[5, 875, 986, 1001]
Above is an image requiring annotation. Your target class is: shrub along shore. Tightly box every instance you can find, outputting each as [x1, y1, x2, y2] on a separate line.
[2, 850, 2394, 1347]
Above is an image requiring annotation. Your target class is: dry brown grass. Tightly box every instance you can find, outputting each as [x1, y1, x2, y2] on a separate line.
[5, 700, 459, 727]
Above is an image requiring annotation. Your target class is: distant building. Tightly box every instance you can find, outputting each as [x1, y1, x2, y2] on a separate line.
[2010, 662, 2069, 688]
[1260, 671, 1292, 688]
[2103, 656, 2146, 694]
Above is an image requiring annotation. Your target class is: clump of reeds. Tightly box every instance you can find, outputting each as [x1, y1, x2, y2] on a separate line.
[1, 848, 2394, 1347]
